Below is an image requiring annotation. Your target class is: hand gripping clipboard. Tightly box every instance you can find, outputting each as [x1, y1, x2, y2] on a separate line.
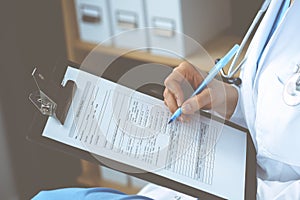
[28, 62, 257, 200]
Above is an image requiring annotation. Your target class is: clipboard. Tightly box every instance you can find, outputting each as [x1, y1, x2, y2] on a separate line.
[27, 61, 257, 200]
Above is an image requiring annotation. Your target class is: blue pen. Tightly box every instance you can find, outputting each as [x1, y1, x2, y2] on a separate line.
[168, 44, 240, 124]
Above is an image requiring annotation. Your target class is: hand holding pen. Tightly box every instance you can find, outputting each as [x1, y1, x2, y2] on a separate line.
[163, 45, 239, 123]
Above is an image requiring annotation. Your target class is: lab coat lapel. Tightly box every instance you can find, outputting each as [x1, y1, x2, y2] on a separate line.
[245, 0, 283, 86]
[240, 0, 283, 136]
[254, 0, 291, 89]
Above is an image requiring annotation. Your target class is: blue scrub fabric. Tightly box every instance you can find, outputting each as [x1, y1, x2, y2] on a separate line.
[32, 187, 153, 200]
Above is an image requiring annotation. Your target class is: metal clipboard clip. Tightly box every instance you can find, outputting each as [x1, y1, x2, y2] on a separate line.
[29, 67, 76, 125]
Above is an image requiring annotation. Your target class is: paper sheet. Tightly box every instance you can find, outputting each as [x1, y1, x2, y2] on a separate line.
[42, 67, 247, 199]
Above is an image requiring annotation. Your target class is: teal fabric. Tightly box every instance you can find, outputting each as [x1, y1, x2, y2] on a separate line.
[32, 188, 153, 200]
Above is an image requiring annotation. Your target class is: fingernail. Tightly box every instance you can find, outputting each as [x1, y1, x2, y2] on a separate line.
[181, 104, 192, 113]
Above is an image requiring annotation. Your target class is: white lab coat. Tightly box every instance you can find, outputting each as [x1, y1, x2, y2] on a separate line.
[139, 0, 300, 199]
[231, 0, 300, 199]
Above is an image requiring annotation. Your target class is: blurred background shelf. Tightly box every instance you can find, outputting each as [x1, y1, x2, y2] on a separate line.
[61, 0, 250, 73]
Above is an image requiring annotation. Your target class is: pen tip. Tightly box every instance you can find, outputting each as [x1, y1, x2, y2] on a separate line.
[168, 119, 173, 124]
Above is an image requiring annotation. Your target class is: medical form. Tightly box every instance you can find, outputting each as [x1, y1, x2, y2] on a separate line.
[42, 66, 248, 200]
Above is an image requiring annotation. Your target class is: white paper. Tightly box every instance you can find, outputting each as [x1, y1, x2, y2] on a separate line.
[42, 67, 247, 200]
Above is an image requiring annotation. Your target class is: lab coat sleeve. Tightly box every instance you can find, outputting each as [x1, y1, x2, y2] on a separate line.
[257, 178, 300, 199]
[229, 85, 247, 128]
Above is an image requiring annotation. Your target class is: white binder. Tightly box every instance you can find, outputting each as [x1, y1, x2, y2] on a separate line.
[109, 0, 147, 49]
[145, 0, 232, 57]
[75, 0, 112, 45]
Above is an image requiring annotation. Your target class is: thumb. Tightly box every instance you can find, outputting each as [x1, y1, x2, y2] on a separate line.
[181, 89, 211, 114]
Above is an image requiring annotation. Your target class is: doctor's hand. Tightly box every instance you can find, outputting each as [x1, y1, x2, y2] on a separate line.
[163, 61, 238, 120]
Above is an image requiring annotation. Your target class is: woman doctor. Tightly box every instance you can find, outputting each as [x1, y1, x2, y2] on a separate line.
[163, 0, 300, 199]
[33, 0, 300, 199]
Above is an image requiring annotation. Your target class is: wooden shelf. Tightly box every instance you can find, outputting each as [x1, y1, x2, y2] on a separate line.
[69, 34, 246, 73]
[61, 0, 247, 72]
[74, 40, 183, 67]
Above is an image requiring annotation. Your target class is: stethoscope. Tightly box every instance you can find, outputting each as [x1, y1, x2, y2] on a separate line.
[220, 0, 300, 106]
[283, 64, 300, 106]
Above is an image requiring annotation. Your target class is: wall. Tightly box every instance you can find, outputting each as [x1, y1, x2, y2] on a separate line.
[0, 106, 18, 200]
[0, 0, 81, 199]
[231, 0, 262, 35]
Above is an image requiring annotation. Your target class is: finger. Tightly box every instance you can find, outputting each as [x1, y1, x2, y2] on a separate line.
[181, 89, 211, 114]
[164, 99, 168, 107]
[175, 62, 207, 89]
[164, 70, 185, 106]
[163, 88, 179, 113]
[180, 115, 191, 123]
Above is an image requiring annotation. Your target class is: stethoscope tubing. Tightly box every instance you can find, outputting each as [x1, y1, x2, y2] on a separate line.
[221, 0, 271, 78]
